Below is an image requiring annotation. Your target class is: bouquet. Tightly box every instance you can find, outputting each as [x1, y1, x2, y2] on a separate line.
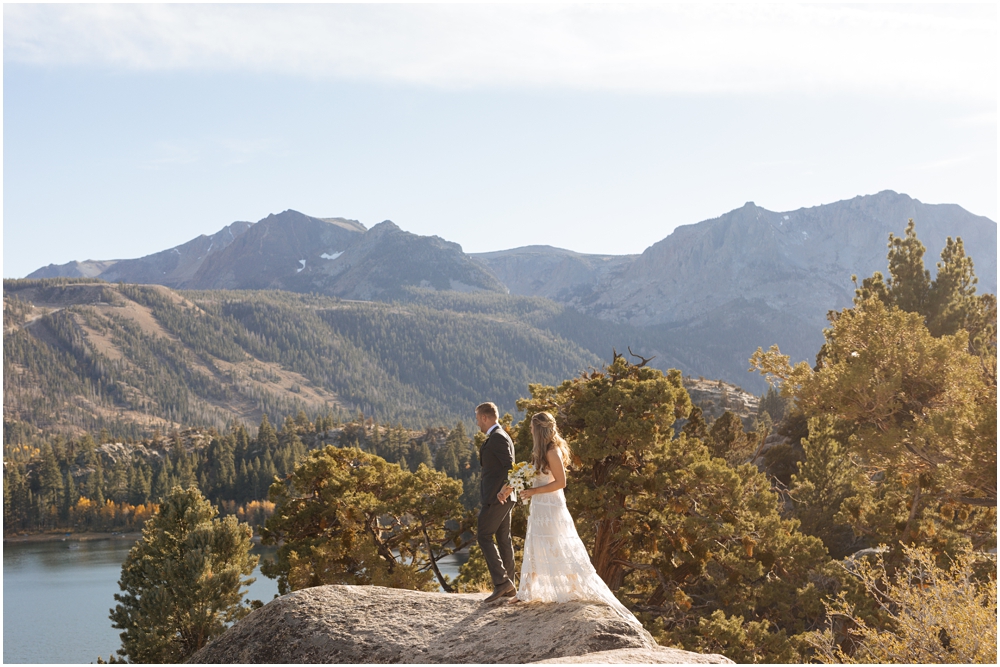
[507, 461, 537, 505]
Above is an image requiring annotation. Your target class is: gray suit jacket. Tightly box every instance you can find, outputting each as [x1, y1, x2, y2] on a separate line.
[479, 426, 515, 507]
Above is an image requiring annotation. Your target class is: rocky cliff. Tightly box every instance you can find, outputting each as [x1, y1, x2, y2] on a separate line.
[188, 585, 731, 664]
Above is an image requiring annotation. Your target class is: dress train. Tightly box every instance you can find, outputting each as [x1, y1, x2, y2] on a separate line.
[517, 470, 641, 627]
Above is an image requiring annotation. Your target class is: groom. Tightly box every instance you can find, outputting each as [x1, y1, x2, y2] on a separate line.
[475, 401, 517, 603]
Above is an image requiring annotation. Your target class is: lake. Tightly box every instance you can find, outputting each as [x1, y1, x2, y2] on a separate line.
[3, 537, 468, 664]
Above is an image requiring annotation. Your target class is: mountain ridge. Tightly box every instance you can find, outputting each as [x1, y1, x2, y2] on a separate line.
[22, 191, 996, 392]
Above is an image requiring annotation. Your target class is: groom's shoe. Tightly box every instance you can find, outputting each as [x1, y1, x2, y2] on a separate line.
[483, 580, 516, 603]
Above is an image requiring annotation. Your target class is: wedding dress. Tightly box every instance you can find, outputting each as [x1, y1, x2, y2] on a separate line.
[516, 465, 641, 626]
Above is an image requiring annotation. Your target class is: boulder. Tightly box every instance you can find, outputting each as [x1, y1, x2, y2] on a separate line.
[188, 585, 732, 664]
[536, 647, 733, 664]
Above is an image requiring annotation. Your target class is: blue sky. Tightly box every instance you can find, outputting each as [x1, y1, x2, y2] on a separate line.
[3, 3, 996, 278]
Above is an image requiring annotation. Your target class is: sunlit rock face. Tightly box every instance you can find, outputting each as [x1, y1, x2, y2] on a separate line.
[187, 584, 732, 664]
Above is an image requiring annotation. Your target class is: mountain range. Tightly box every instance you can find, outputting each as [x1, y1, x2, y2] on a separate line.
[24, 190, 998, 393]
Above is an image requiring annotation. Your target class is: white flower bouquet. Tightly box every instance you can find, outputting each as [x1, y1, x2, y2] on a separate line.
[507, 461, 537, 504]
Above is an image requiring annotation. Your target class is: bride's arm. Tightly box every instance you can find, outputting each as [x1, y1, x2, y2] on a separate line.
[522, 449, 566, 498]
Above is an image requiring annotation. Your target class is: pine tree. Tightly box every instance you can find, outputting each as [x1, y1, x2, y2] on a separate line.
[434, 434, 461, 478]
[927, 236, 978, 337]
[790, 417, 866, 558]
[151, 464, 169, 502]
[108, 486, 257, 663]
[516, 355, 836, 662]
[39, 443, 64, 523]
[63, 471, 80, 521]
[886, 219, 931, 315]
[257, 414, 278, 455]
[757, 385, 786, 423]
[681, 405, 709, 440]
[706, 411, 755, 467]
[411, 441, 434, 473]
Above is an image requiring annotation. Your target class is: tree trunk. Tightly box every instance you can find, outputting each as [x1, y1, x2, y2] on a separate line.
[887, 475, 920, 574]
[900, 480, 922, 546]
[592, 516, 625, 589]
[422, 524, 453, 593]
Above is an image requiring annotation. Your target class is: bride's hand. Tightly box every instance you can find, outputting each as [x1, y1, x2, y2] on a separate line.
[520, 489, 534, 499]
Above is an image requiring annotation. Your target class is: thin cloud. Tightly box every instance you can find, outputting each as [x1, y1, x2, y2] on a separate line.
[3, 4, 995, 100]
[910, 154, 980, 172]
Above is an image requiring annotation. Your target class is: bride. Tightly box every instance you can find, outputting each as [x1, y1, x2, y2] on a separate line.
[499, 412, 641, 625]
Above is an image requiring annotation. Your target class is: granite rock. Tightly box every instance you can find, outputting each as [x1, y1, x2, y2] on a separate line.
[188, 585, 731, 664]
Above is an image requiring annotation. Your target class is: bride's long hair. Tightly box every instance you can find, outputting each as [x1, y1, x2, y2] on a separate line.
[531, 412, 571, 474]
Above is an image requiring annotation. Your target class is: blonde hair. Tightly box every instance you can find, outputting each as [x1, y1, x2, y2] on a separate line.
[476, 402, 499, 420]
[530, 412, 571, 474]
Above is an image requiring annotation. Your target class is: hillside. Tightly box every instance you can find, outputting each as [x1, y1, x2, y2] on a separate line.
[21, 191, 995, 392]
[3, 280, 600, 438]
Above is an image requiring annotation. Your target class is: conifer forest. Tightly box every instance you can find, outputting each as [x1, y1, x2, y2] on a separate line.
[3, 223, 996, 663]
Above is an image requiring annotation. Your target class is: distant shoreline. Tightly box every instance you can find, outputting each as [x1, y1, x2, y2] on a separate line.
[4, 530, 267, 545]
[3, 531, 142, 544]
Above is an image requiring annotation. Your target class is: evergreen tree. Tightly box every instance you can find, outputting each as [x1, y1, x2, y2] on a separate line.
[516, 355, 837, 662]
[410, 441, 434, 473]
[129, 465, 151, 506]
[256, 414, 278, 455]
[261, 446, 463, 594]
[752, 296, 996, 562]
[277, 416, 307, 476]
[39, 443, 63, 523]
[706, 411, 755, 467]
[108, 486, 257, 663]
[757, 384, 786, 423]
[790, 417, 866, 558]
[434, 432, 461, 478]
[151, 464, 169, 502]
[886, 219, 931, 315]
[681, 405, 709, 440]
[927, 236, 978, 337]
[63, 471, 79, 521]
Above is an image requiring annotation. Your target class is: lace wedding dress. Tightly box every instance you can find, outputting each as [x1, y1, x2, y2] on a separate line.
[517, 467, 641, 626]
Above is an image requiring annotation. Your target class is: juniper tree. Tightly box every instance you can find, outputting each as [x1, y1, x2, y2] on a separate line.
[515, 354, 836, 662]
[751, 297, 996, 562]
[261, 446, 466, 594]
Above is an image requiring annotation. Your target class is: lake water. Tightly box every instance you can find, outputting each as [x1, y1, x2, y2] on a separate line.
[3, 538, 468, 664]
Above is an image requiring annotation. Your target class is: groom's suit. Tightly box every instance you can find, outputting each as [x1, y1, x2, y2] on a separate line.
[477, 424, 516, 588]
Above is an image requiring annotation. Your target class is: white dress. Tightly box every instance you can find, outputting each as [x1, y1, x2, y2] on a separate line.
[517, 466, 642, 626]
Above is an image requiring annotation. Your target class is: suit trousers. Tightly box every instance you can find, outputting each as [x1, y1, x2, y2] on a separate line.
[477, 499, 515, 587]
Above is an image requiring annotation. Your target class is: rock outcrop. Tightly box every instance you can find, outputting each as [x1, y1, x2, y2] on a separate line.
[188, 585, 732, 664]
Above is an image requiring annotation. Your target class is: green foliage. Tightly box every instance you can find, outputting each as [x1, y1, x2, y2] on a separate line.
[810, 546, 997, 664]
[705, 411, 755, 467]
[453, 543, 494, 592]
[108, 486, 257, 663]
[886, 219, 932, 314]
[4, 282, 605, 435]
[790, 417, 867, 558]
[515, 354, 835, 663]
[260, 446, 467, 594]
[754, 298, 996, 562]
[752, 220, 996, 574]
[514, 354, 692, 588]
[757, 384, 787, 423]
[850, 219, 997, 365]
